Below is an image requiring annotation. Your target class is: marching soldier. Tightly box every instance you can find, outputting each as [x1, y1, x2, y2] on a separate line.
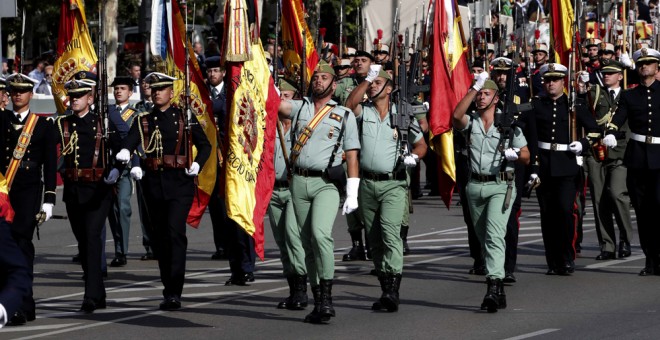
[57, 78, 116, 313]
[530, 43, 549, 97]
[278, 61, 361, 323]
[604, 48, 660, 275]
[333, 58, 354, 105]
[580, 60, 633, 261]
[116, 72, 211, 310]
[529, 63, 600, 275]
[345, 65, 427, 312]
[1, 74, 57, 324]
[452, 75, 530, 312]
[270, 78, 308, 310]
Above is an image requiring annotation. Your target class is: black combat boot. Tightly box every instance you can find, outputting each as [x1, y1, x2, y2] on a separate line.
[319, 279, 335, 318]
[371, 274, 388, 311]
[288, 275, 308, 310]
[304, 286, 327, 323]
[401, 226, 410, 256]
[372, 273, 402, 312]
[480, 278, 501, 313]
[277, 276, 295, 309]
[497, 279, 506, 309]
[342, 231, 366, 261]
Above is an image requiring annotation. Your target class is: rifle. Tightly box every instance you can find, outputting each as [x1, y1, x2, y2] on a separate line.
[339, 0, 345, 59]
[182, 0, 194, 172]
[301, 30, 307, 96]
[568, 0, 580, 142]
[97, 0, 110, 171]
[356, 6, 362, 51]
[273, 0, 280, 85]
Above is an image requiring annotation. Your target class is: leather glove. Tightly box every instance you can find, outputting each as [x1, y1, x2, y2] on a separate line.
[116, 149, 131, 163]
[186, 162, 200, 176]
[104, 168, 120, 184]
[569, 141, 583, 155]
[619, 52, 633, 68]
[130, 166, 143, 180]
[365, 65, 382, 83]
[578, 71, 590, 83]
[403, 154, 419, 167]
[603, 134, 617, 148]
[504, 148, 520, 161]
[472, 71, 489, 91]
[342, 178, 360, 215]
[41, 203, 53, 222]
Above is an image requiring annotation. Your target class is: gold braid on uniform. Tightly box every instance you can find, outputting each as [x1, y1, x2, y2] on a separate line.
[142, 125, 163, 159]
[57, 117, 80, 167]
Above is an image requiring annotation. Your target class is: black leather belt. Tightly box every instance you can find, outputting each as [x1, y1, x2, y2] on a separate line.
[471, 173, 508, 182]
[18, 161, 39, 169]
[294, 168, 324, 177]
[274, 180, 290, 188]
[362, 170, 406, 181]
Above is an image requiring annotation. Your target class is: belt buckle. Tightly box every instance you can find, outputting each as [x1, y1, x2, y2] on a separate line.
[479, 174, 487, 182]
[551, 143, 558, 151]
[646, 135, 654, 144]
[300, 168, 308, 177]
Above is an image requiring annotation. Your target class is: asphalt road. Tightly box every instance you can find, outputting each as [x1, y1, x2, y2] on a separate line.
[0, 181, 658, 340]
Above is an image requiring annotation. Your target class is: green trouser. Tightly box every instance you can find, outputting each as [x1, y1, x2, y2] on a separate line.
[291, 175, 339, 286]
[402, 169, 413, 227]
[584, 156, 633, 252]
[267, 187, 307, 277]
[466, 180, 516, 280]
[360, 179, 406, 274]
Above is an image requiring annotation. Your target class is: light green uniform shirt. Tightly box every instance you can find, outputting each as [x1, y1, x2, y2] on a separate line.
[334, 76, 358, 106]
[274, 125, 291, 181]
[460, 112, 527, 175]
[289, 98, 361, 170]
[357, 103, 424, 174]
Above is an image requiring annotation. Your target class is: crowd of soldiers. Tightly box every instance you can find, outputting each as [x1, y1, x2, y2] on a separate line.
[1, 0, 660, 328]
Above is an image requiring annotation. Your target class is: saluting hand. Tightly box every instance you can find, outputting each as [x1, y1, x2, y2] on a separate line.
[365, 65, 382, 83]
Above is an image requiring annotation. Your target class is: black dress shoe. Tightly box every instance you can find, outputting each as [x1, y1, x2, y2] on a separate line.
[80, 298, 106, 313]
[110, 255, 127, 267]
[159, 296, 181, 311]
[545, 268, 556, 275]
[225, 274, 248, 286]
[503, 272, 517, 283]
[640, 267, 654, 276]
[595, 251, 616, 260]
[141, 252, 156, 261]
[469, 265, 487, 275]
[211, 249, 227, 260]
[618, 242, 632, 258]
[7, 311, 27, 326]
[245, 272, 255, 282]
[24, 310, 36, 322]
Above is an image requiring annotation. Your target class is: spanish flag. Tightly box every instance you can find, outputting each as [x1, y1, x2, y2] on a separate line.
[550, 0, 574, 66]
[222, 0, 280, 259]
[636, 21, 653, 39]
[281, 0, 320, 89]
[0, 173, 14, 223]
[150, 0, 218, 228]
[52, 0, 97, 114]
[428, 0, 472, 209]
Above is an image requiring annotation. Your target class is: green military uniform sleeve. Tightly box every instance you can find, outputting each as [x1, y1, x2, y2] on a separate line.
[511, 126, 527, 149]
[410, 119, 423, 144]
[342, 107, 361, 151]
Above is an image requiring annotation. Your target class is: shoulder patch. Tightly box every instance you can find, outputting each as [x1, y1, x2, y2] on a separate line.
[121, 108, 136, 122]
[329, 112, 343, 122]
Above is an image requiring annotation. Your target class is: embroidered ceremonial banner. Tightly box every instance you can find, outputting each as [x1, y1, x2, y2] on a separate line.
[222, 0, 279, 259]
[52, 0, 98, 114]
[281, 0, 320, 89]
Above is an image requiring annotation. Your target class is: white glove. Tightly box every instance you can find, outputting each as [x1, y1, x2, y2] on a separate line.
[403, 154, 419, 167]
[504, 148, 520, 161]
[619, 53, 633, 68]
[423, 101, 430, 111]
[342, 178, 360, 215]
[603, 134, 617, 148]
[525, 173, 540, 189]
[104, 168, 120, 184]
[186, 162, 200, 176]
[41, 203, 53, 222]
[472, 71, 489, 91]
[578, 71, 590, 83]
[569, 141, 583, 155]
[116, 149, 131, 163]
[130, 166, 143, 180]
[365, 64, 382, 83]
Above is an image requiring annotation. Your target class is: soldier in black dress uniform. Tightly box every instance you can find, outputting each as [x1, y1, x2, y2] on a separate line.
[57, 78, 118, 313]
[605, 47, 660, 275]
[0, 74, 57, 325]
[529, 63, 600, 275]
[117, 72, 211, 310]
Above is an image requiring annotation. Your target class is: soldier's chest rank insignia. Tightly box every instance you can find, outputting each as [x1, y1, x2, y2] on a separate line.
[121, 108, 135, 122]
[329, 113, 343, 123]
[328, 127, 334, 139]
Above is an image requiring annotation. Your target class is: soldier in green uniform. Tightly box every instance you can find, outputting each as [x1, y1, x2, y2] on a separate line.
[333, 58, 355, 106]
[345, 65, 427, 312]
[453, 75, 530, 312]
[269, 78, 308, 310]
[579, 60, 633, 260]
[278, 61, 361, 323]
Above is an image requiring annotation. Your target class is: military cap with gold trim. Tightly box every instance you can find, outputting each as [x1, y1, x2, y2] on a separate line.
[599, 42, 615, 53]
[73, 70, 98, 87]
[313, 60, 336, 77]
[600, 59, 624, 74]
[0, 77, 6, 90]
[144, 72, 177, 89]
[539, 63, 568, 78]
[491, 57, 514, 71]
[531, 42, 549, 55]
[6, 73, 38, 91]
[64, 79, 93, 95]
[632, 47, 660, 63]
[110, 76, 137, 88]
[584, 38, 602, 48]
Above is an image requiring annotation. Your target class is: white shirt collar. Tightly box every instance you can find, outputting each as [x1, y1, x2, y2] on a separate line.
[214, 82, 224, 94]
[13, 109, 29, 121]
[608, 86, 621, 98]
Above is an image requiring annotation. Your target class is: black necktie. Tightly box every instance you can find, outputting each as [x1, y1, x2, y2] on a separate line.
[212, 88, 219, 99]
[610, 90, 616, 100]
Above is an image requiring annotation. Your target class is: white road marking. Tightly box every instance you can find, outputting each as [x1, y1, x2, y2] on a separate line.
[0, 323, 81, 333]
[503, 328, 561, 340]
[584, 255, 646, 269]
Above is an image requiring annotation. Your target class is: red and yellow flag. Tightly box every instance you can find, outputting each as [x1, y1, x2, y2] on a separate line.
[550, 0, 574, 66]
[149, 0, 218, 228]
[222, 0, 280, 259]
[281, 0, 320, 88]
[428, 0, 472, 209]
[52, 0, 98, 114]
[0, 174, 14, 223]
[636, 21, 653, 39]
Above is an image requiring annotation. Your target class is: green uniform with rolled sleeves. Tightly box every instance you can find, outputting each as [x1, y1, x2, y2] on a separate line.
[289, 98, 361, 286]
[358, 103, 423, 274]
[334, 76, 358, 106]
[461, 111, 527, 280]
[268, 125, 307, 276]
